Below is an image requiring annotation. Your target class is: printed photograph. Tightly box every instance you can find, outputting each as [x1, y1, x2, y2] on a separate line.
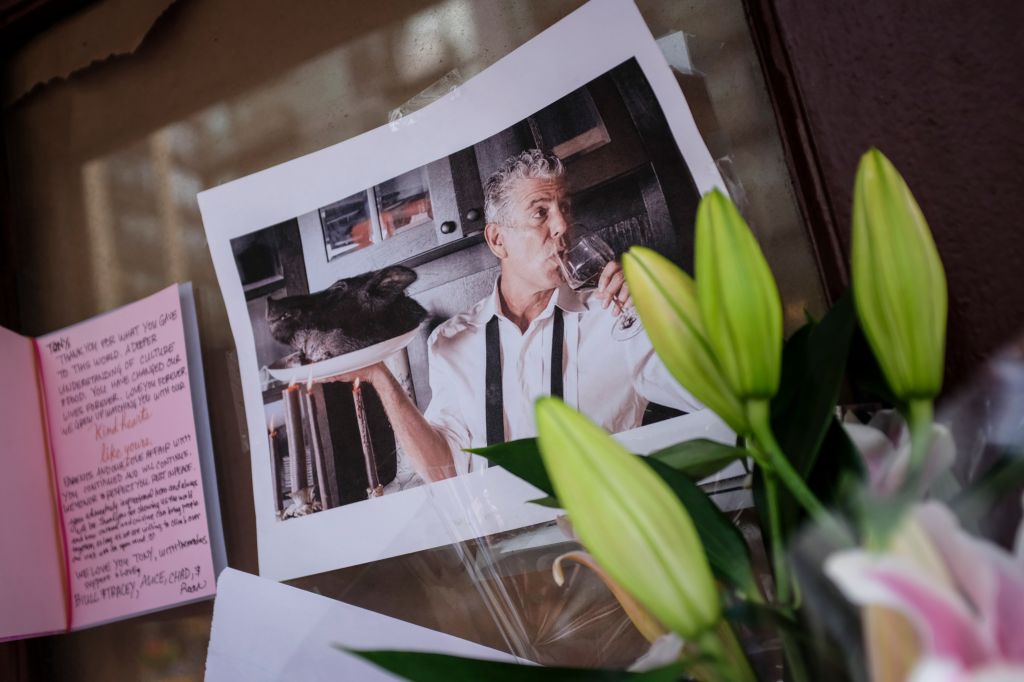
[227, 58, 705, 522]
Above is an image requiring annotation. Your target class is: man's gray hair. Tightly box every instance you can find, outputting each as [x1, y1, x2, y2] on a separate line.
[483, 149, 565, 226]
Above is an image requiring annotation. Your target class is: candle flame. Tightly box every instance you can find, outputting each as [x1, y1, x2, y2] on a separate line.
[354, 377, 362, 389]
[269, 414, 278, 432]
[306, 368, 314, 392]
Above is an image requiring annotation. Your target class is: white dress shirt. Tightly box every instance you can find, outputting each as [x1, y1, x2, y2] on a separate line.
[422, 279, 703, 473]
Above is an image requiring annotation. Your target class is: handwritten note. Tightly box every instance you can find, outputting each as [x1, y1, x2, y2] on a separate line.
[36, 286, 215, 628]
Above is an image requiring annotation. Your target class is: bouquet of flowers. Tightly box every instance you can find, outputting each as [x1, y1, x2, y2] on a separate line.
[348, 150, 1024, 681]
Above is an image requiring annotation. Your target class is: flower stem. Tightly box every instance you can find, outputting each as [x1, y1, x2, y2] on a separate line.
[696, 621, 757, 682]
[763, 473, 791, 605]
[745, 400, 828, 522]
[865, 398, 937, 541]
[780, 627, 811, 682]
[905, 398, 934, 483]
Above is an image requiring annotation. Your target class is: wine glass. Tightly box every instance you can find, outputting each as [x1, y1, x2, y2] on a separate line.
[558, 230, 643, 340]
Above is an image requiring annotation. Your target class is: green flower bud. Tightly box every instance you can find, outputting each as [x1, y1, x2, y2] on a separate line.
[695, 189, 784, 401]
[852, 148, 947, 400]
[535, 397, 722, 639]
[623, 246, 748, 434]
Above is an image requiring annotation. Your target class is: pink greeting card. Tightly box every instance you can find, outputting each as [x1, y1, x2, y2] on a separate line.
[0, 284, 225, 640]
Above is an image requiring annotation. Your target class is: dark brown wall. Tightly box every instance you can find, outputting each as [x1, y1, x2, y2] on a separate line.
[749, 0, 1024, 391]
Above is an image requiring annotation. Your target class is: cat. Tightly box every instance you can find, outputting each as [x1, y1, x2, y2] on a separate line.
[266, 265, 428, 363]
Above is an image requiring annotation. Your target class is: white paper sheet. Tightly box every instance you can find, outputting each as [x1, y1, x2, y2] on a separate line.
[205, 568, 517, 682]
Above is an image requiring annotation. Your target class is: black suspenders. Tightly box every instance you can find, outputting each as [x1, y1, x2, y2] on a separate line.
[484, 307, 564, 447]
[484, 315, 504, 448]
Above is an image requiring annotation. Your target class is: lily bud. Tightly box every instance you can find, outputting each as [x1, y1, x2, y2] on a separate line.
[535, 398, 721, 639]
[852, 149, 947, 400]
[695, 190, 783, 401]
[623, 246, 749, 434]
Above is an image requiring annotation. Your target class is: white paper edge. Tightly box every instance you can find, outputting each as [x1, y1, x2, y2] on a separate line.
[178, 283, 229, 576]
[205, 568, 518, 681]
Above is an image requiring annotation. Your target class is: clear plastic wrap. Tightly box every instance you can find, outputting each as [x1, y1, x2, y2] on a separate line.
[370, 28, 770, 671]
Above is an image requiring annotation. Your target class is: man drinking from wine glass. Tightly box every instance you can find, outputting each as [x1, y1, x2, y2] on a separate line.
[333, 149, 702, 482]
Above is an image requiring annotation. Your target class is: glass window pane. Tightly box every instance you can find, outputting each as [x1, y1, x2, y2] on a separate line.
[319, 192, 373, 260]
[375, 167, 433, 239]
[532, 87, 610, 159]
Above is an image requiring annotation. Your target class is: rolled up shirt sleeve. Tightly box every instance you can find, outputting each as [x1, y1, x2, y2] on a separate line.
[422, 331, 476, 475]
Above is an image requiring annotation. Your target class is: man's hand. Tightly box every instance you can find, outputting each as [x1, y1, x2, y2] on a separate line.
[596, 260, 632, 316]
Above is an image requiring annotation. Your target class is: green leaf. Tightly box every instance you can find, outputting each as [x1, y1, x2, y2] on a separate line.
[723, 599, 799, 634]
[807, 418, 864, 511]
[476, 438, 746, 500]
[644, 458, 760, 599]
[771, 293, 856, 479]
[764, 294, 858, 542]
[345, 650, 685, 681]
[768, 324, 812, 430]
[527, 495, 562, 508]
[649, 439, 746, 481]
[468, 438, 553, 496]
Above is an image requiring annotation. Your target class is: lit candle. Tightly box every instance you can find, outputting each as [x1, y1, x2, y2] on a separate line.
[299, 382, 329, 508]
[352, 378, 382, 497]
[283, 384, 306, 494]
[267, 416, 284, 512]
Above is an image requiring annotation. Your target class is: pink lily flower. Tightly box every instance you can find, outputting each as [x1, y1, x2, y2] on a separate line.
[843, 410, 955, 495]
[826, 501, 1024, 681]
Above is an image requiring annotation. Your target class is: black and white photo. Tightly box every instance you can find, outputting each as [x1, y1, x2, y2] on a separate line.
[201, 0, 732, 580]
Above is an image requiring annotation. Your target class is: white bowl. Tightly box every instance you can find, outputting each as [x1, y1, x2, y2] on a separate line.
[266, 327, 419, 384]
